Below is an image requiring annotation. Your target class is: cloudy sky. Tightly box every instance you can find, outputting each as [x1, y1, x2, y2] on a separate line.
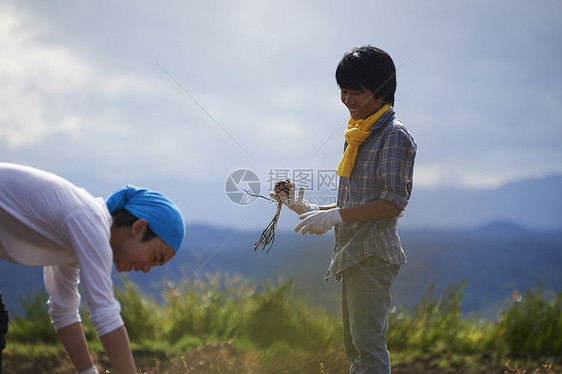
[1, 0, 561, 230]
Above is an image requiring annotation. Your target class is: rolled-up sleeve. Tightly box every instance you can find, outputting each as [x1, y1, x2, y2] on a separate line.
[44, 263, 82, 330]
[377, 127, 417, 210]
[61, 212, 123, 336]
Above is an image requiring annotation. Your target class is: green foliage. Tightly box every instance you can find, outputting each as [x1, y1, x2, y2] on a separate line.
[497, 284, 562, 358]
[239, 281, 340, 352]
[7, 275, 561, 370]
[387, 281, 495, 356]
[114, 275, 162, 342]
[162, 273, 255, 343]
[8, 289, 58, 343]
[160, 273, 340, 356]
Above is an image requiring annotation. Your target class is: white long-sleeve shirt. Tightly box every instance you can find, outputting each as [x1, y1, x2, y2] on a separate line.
[0, 163, 123, 336]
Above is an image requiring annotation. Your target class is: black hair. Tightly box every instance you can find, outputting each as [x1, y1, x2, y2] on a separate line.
[335, 46, 397, 106]
[111, 208, 157, 242]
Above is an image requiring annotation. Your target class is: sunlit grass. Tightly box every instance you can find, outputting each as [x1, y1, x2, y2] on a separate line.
[5, 274, 562, 373]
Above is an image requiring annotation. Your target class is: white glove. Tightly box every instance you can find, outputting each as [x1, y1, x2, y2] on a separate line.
[269, 186, 319, 215]
[78, 366, 99, 374]
[294, 208, 342, 235]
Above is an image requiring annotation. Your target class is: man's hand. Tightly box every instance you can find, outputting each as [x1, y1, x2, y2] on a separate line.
[294, 208, 342, 235]
[269, 186, 319, 215]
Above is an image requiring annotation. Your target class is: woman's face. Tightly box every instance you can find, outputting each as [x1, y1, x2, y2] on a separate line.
[112, 220, 175, 273]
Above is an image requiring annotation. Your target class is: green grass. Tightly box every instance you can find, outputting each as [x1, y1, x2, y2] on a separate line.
[5, 274, 562, 373]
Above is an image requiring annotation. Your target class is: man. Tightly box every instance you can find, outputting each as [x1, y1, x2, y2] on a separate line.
[0, 163, 185, 374]
[273, 46, 416, 373]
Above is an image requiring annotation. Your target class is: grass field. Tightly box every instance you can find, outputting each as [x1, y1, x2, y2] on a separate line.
[3, 274, 561, 373]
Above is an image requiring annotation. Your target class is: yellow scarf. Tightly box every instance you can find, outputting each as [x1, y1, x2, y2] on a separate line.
[336, 104, 391, 178]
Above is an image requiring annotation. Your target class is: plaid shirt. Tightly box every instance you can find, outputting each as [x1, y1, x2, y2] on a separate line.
[326, 108, 417, 280]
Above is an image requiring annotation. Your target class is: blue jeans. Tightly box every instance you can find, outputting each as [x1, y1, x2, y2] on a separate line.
[341, 256, 400, 374]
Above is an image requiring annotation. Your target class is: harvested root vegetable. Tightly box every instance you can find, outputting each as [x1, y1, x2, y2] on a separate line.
[253, 179, 293, 252]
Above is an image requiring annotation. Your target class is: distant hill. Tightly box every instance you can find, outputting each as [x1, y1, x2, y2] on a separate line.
[2, 222, 560, 320]
[169, 222, 562, 318]
[396, 223, 562, 317]
[54, 170, 562, 232]
[402, 175, 562, 230]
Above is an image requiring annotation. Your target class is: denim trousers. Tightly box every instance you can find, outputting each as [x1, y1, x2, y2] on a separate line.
[341, 256, 400, 374]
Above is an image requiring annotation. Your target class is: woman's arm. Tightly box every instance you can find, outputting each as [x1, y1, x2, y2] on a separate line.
[57, 323, 137, 374]
[57, 322, 93, 371]
[60, 215, 136, 373]
[99, 326, 137, 374]
[86, 326, 135, 374]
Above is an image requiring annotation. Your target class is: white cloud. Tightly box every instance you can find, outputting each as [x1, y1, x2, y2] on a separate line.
[0, 4, 165, 149]
[1, 0, 561, 195]
[0, 7, 90, 147]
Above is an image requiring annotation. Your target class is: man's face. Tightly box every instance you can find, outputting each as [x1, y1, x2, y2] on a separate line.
[113, 233, 175, 273]
[340, 86, 384, 120]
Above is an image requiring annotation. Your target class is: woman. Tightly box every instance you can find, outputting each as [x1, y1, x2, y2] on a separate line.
[0, 163, 185, 374]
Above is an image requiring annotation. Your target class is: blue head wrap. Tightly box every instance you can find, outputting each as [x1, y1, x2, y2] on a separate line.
[105, 185, 185, 252]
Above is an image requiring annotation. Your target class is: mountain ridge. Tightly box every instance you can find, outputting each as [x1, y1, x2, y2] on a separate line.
[401, 174, 562, 231]
[5, 221, 560, 319]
